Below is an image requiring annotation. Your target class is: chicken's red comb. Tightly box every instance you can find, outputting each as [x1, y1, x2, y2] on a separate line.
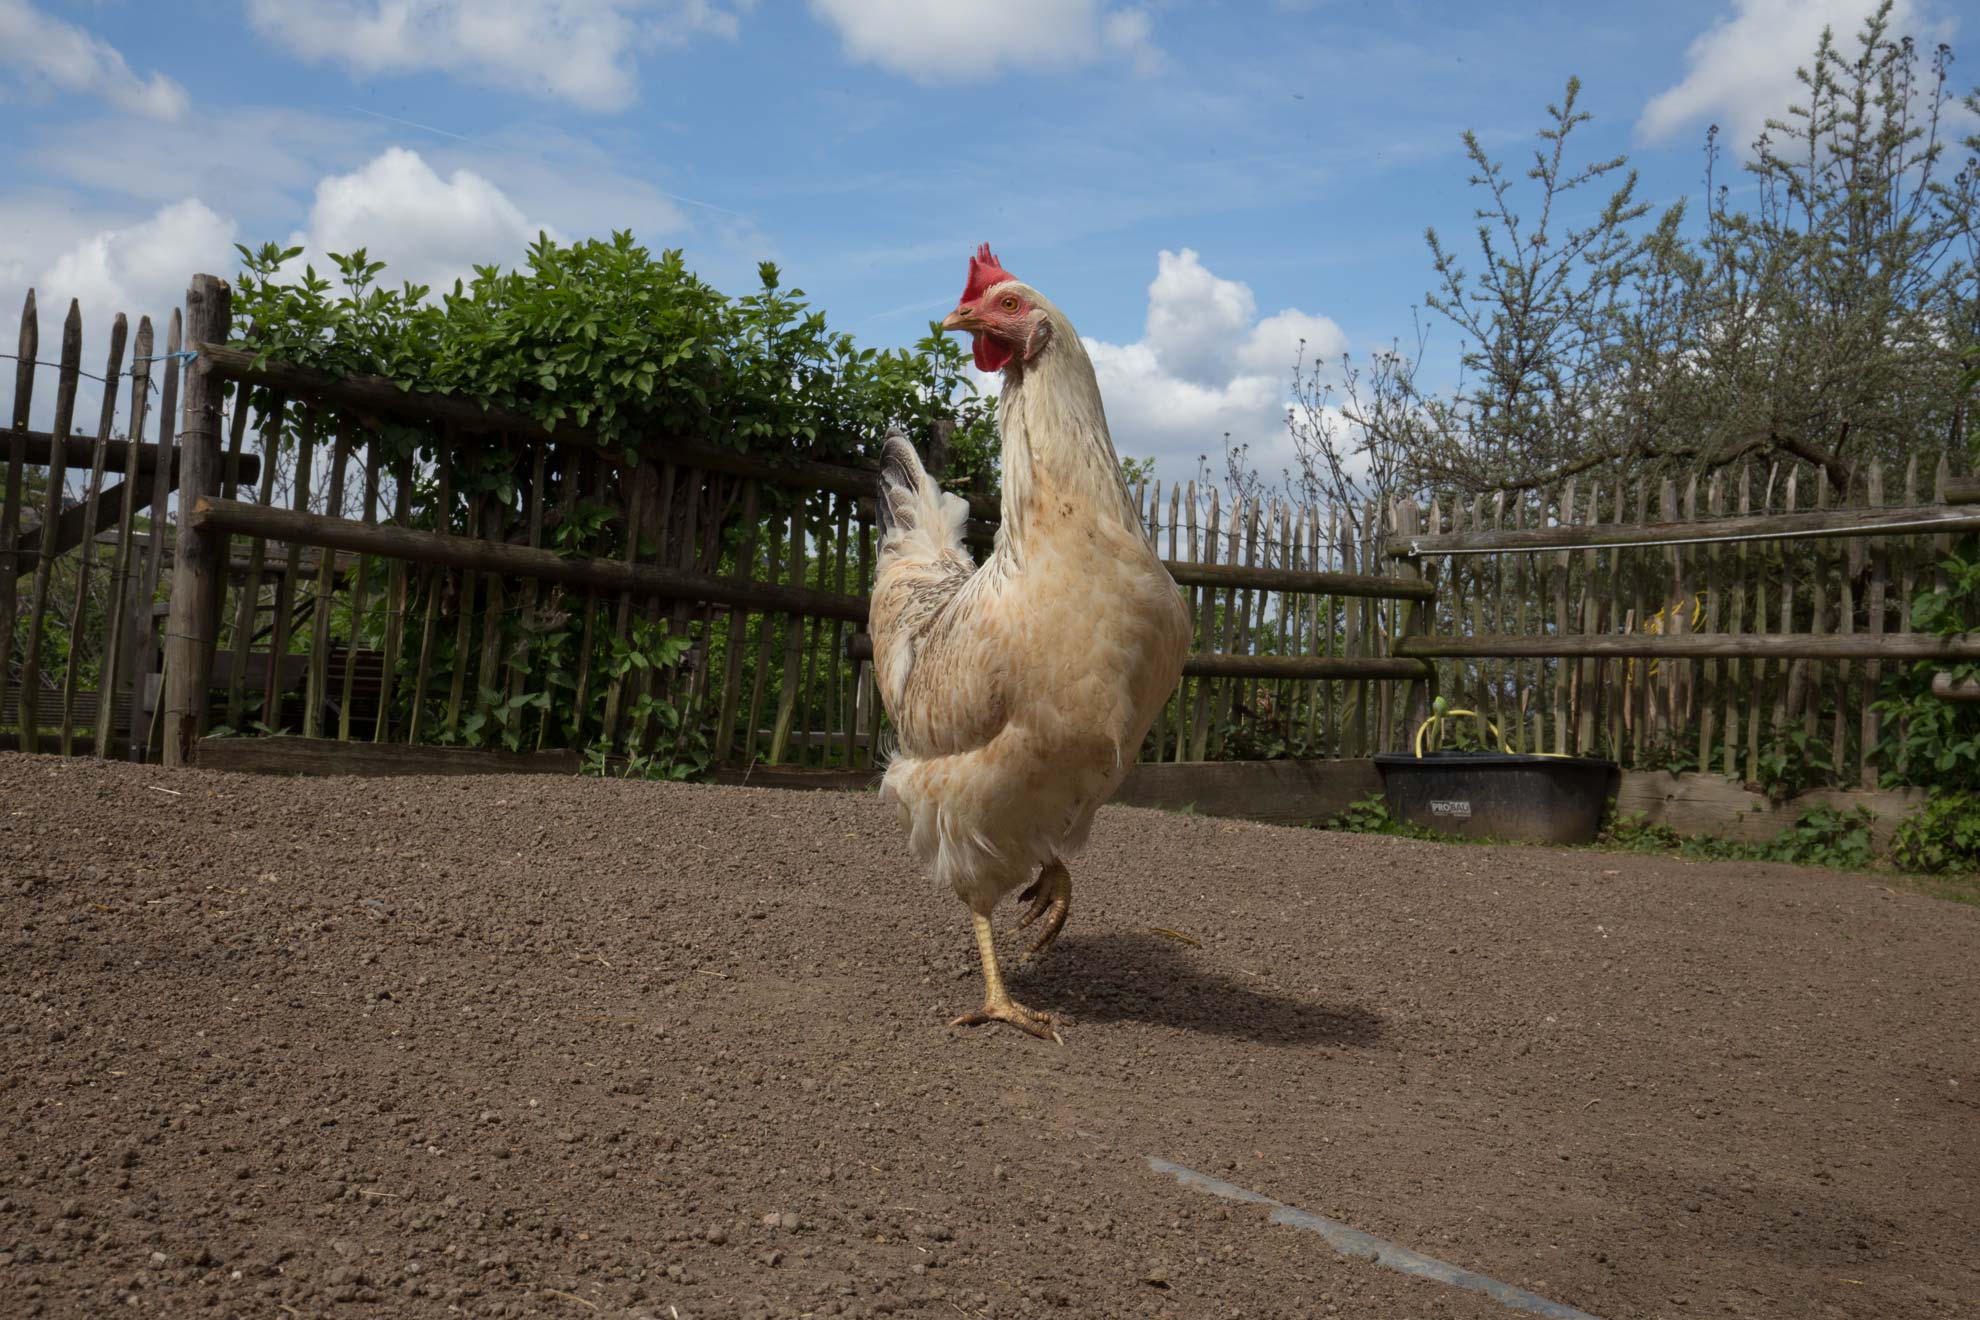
[960, 243, 1015, 303]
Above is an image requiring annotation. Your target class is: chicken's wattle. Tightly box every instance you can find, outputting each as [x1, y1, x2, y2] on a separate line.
[973, 332, 1011, 373]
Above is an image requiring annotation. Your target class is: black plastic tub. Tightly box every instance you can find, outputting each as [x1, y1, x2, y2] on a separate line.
[1373, 751, 1620, 844]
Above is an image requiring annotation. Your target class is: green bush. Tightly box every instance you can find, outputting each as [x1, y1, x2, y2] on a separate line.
[1890, 793, 1980, 875]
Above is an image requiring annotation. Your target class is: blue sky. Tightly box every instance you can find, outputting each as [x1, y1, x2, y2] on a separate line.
[0, 0, 1970, 482]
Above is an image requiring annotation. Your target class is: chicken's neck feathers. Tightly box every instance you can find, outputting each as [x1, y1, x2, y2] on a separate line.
[994, 303, 1140, 558]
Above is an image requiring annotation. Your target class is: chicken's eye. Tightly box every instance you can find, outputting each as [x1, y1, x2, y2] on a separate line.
[1000, 295, 1021, 312]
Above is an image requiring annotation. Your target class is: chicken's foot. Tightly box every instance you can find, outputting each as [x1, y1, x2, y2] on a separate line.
[951, 910, 1061, 1042]
[1016, 859, 1071, 959]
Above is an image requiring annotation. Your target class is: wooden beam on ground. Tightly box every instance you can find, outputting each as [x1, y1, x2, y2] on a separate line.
[194, 734, 582, 777]
[1614, 772, 1925, 849]
[1932, 671, 1980, 702]
[1109, 758, 1383, 827]
[1391, 502, 1980, 556]
[1397, 632, 1980, 661]
[190, 496, 873, 622]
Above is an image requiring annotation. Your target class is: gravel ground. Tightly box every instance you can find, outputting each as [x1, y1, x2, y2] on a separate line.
[2, 752, 1976, 1320]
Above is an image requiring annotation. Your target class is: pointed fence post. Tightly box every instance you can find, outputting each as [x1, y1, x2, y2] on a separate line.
[160, 274, 232, 767]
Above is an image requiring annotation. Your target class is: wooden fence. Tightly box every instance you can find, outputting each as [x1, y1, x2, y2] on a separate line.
[7, 275, 1976, 794]
[1, 278, 1431, 773]
[1391, 463, 1980, 788]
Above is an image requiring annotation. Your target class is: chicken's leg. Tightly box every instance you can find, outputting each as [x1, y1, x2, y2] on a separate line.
[1016, 858, 1071, 958]
[951, 909, 1059, 1041]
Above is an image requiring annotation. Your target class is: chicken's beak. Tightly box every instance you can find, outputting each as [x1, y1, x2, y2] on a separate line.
[941, 307, 979, 333]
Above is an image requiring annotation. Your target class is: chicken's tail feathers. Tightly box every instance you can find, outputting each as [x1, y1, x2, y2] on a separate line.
[877, 429, 971, 570]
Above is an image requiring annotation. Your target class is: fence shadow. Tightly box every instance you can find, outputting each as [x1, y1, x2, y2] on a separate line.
[1014, 930, 1386, 1047]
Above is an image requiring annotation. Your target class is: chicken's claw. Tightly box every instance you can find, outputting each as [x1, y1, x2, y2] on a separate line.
[1016, 860, 1071, 959]
[951, 996, 1061, 1043]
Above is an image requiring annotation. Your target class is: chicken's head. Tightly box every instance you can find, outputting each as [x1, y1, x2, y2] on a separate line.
[941, 243, 1050, 373]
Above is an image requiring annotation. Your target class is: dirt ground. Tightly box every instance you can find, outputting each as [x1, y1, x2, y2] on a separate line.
[2, 753, 1976, 1320]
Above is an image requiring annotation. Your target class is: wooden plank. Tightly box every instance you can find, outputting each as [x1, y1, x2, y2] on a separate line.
[160, 275, 233, 766]
[1771, 469, 1799, 761]
[1614, 771, 1925, 849]
[1740, 466, 1761, 783]
[1552, 480, 1575, 755]
[504, 443, 546, 705]
[1860, 462, 1888, 786]
[1933, 673, 1980, 702]
[339, 439, 381, 740]
[305, 425, 352, 739]
[1510, 493, 1530, 752]
[1627, 480, 1650, 760]
[97, 316, 155, 758]
[16, 299, 83, 755]
[1698, 472, 1724, 775]
[856, 507, 881, 769]
[206, 365, 256, 664]
[1191, 487, 1221, 761]
[1108, 757, 1384, 827]
[1180, 481, 1202, 760]
[0, 290, 37, 727]
[405, 443, 450, 745]
[795, 495, 831, 767]
[1826, 469, 1852, 769]
[196, 732, 581, 778]
[1576, 483, 1600, 754]
[1341, 504, 1366, 757]
[840, 633, 1428, 681]
[599, 464, 652, 747]
[225, 394, 283, 731]
[1, 430, 258, 484]
[768, 500, 807, 764]
[374, 456, 413, 743]
[471, 488, 509, 733]
[827, 490, 853, 767]
[1169, 482, 1188, 761]
[1659, 479, 1682, 750]
[442, 489, 485, 741]
[129, 310, 182, 761]
[263, 409, 315, 728]
[1394, 498, 1980, 555]
[743, 515, 783, 764]
[59, 313, 129, 754]
[715, 480, 761, 763]
[1396, 633, 1980, 660]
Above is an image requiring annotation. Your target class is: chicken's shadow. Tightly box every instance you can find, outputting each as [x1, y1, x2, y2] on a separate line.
[1014, 931, 1385, 1046]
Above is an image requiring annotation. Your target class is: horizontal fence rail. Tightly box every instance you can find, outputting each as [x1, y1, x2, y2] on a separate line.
[1393, 500, 1980, 555]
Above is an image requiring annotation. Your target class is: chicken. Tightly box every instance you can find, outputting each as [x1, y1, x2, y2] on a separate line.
[870, 245, 1190, 1039]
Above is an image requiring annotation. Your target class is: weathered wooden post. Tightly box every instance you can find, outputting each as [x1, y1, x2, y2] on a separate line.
[0, 291, 37, 734]
[160, 274, 232, 768]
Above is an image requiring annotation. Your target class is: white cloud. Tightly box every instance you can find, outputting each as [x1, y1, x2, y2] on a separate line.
[808, 0, 1163, 83]
[0, 196, 238, 442]
[243, 0, 745, 113]
[283, 148, 564, 295]
[975, 249, 1345, 482]
[1637, 0, 1956, 149]
[0, 0, 189, 119]
[41, 199, 239, 321]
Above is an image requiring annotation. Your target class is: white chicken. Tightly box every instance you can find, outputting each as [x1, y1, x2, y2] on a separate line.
[870, 245, 1190, 1038]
